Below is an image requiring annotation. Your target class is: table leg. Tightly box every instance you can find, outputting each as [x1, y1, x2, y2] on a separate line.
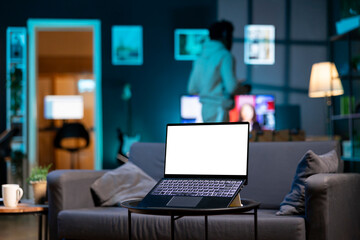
[38, 214, 43, 240]
[171, 214, 175, 240]
[45, 213, 48, 240]
[254, 208, 258, 240]
[204, 215, 208, 240]
[128, 210, 132, 240]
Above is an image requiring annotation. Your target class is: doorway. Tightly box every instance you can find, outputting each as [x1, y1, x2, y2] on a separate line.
[27, 19, 102, 171]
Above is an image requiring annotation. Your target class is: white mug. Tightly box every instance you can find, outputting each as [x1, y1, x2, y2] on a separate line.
[2, 184, 23, 208]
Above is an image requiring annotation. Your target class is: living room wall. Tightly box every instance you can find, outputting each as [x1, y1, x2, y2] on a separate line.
[217, 0, 330, 139]
[0, 0, 337, 169]
[0, 0, 217, 169]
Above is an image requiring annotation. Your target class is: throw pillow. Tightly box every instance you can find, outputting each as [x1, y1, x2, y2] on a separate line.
[276, 149, 339, 215]
[91, 162, 157, 206]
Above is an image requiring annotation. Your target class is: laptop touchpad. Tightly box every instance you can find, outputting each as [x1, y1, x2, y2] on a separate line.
[166, 196, 202, 207]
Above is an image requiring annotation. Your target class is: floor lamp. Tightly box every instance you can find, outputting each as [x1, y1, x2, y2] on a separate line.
[308, 62, 344, 137]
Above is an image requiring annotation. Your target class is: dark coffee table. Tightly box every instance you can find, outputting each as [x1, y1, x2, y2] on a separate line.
[121, 198, 260, 240]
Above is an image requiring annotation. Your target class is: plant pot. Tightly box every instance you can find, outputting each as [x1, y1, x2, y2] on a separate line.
[31, 181, 47, 204]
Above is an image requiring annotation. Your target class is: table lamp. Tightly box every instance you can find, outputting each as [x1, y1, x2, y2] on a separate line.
[308, 62, 344, 136]
[44, 95, 90, 169]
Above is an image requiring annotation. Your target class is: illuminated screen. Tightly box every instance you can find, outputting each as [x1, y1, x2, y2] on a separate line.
[180, 95, 203, 123]
[230, 95, 275, 131]
[174, 29, 209, 61]
[44, 95, 84, 120]
[165, 123, 249, 176]
[78, 79, 95, 93]
[180, 95, 275, 130]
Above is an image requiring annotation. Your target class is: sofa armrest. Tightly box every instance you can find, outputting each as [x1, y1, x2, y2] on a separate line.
[47, 170, 107, 240]
[305, 173, 360, 240]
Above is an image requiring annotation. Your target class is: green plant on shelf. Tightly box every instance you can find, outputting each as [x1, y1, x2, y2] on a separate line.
[9, 67, 23, 116]
[351, 55, 360, 72]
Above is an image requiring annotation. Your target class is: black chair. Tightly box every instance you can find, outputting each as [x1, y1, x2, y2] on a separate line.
[0, 128, 19, 196]
[54, 122, 90, 169]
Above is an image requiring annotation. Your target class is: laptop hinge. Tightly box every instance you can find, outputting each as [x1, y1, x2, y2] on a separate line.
[229, 193, 243, 207]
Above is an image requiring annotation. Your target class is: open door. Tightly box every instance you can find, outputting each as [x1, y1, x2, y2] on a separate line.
[27, 19, 102, 172]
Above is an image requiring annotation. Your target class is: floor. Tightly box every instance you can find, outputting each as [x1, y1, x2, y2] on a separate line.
[0, 215, 39, 240]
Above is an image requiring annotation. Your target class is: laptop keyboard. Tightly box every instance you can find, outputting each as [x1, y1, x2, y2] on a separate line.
[151, 179, 243, 198]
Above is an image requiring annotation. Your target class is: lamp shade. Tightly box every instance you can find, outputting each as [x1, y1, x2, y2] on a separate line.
[308, 62, 344, 98]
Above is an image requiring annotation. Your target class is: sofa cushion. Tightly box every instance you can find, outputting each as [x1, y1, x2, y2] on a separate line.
[240, 141, 340, 209]
[91, 162, 156, 206]
[58, 208, 305, 240]
[127, 141, 340, 210]
[276, 149, 338, 215]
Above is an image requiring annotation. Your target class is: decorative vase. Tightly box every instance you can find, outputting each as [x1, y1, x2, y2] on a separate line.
[31, 181, 47, 204]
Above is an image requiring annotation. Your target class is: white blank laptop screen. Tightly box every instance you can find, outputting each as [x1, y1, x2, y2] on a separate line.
[165, 124, 249, 176]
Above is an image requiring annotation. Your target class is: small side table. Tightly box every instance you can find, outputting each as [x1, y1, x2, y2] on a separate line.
[0, 200, 48, 240]
[121, 198, 260, 240]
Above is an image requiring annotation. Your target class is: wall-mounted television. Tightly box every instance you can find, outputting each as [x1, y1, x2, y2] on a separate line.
[44, 95, 84, 120]
[174, 29, 209, 61]
[180, 94, 275, 131]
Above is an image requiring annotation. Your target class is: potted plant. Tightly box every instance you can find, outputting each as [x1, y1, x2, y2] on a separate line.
[351, 55, 360, 72]
[27, 164, 52, 204]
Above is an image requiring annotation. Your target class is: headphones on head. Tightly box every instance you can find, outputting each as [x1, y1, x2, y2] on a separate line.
[221, 26, 230, 40]
[210, 20, 233, 50]
[221, 23, 233, 50]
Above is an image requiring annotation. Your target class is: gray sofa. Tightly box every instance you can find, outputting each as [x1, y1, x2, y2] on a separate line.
[48, 141, 360, 240]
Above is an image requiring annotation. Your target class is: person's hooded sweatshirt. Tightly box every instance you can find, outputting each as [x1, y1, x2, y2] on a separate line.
[188, 40, 239, 110]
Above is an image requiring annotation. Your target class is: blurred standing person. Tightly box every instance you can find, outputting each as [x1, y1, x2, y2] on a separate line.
[188, 20, 250, 122]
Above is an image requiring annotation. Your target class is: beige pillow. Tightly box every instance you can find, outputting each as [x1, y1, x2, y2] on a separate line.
[91, 162, 157, 206]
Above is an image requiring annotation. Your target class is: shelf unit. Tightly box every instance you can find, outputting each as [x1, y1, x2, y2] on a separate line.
[332, 113, 360, 121]
[6, 27, 27, 185]
[330, 28, 360, 165]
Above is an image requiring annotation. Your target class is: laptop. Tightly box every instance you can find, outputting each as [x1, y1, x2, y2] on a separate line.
[138, 122, 250, 209]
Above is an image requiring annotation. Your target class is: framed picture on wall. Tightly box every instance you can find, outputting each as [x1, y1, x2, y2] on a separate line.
[244, 25, 275, 65]
[112, 25, 143, 65]
[174, 29, 209, 61]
